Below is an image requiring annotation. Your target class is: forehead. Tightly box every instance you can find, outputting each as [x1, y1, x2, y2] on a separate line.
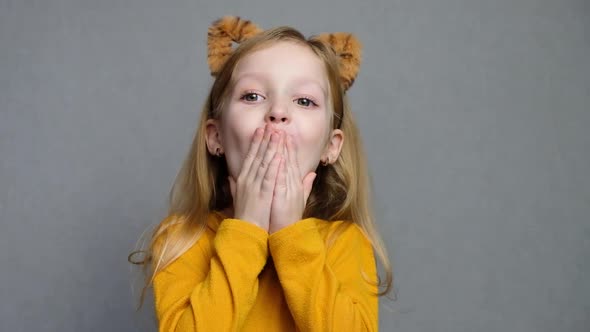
[232, 41, 328, 89]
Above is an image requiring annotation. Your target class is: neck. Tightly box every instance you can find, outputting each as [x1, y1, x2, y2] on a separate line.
[220, 206, 234, 219]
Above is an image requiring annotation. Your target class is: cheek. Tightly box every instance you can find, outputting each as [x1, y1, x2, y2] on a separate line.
[220, 117, 260, 178]
[292, 117, 330, 173]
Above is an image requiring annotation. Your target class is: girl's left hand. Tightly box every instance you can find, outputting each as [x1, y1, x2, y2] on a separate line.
[269, 132, 317, 234]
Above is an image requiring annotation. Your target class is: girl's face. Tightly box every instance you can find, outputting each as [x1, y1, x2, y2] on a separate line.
[207, 41, 343, 179]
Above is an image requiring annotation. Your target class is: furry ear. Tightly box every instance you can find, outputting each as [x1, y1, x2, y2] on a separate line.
[315, 33, 362, 91]
[207, 16, 263, 76]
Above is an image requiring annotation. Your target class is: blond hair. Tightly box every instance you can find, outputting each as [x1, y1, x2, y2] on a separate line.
[129, 26, 393, 308]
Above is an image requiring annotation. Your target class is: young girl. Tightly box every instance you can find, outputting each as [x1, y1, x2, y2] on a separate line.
[130, 16, 393, 331]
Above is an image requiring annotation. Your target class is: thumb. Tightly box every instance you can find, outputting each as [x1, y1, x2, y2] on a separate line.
[228, 176, 236, 201]
[302, 172, 317, 204]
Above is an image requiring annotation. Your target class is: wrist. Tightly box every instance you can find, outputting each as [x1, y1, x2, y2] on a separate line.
[269, 223, 285, 234]
[269, 218, 297, 234]
[234, 215, 269, 232]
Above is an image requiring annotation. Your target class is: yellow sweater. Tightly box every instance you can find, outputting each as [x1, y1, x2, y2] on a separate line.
[153, 212, 378, 331]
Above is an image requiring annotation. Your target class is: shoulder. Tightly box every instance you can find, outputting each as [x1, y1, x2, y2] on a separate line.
[312, 218, 373, 250]
[157, 212, 221, 237]
[314, 218, 374, 259]
[153, 212, 221, 266]
[312, 219, 378, 283]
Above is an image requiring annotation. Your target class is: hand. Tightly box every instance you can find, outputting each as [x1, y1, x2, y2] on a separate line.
[269, 133, 316, 234]
[228, 124, 284, 232]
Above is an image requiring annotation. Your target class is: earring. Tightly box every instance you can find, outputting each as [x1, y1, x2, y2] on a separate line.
[322, 157, 330, 166]
[215, 148, 223, 157]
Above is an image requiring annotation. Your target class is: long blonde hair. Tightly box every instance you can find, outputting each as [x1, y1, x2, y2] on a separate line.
[129, 26, 393, 308]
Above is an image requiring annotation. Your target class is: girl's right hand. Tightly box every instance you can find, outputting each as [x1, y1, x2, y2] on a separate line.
[228, 124, 284, 232]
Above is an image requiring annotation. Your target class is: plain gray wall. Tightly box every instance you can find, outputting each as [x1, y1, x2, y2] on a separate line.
[1, 0, 588, 331]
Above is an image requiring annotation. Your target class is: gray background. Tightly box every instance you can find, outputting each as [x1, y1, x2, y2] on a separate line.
[1, 0, 588, 331]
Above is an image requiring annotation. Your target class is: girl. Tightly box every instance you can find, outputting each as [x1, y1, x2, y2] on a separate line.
[130, 16, 393, 331]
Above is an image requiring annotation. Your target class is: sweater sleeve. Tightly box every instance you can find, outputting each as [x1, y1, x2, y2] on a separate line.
[268, 218, 379, 332]
[153, 218, 269, 332]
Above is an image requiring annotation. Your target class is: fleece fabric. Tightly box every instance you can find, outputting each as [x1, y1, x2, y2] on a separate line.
[153, 211, 378, 331]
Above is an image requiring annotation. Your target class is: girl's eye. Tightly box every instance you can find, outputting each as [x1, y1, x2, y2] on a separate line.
[295, 98, 317, 107]
[240, 92, 264, 102]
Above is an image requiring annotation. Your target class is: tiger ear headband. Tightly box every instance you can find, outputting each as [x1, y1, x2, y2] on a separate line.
[207, 16, 362, 91]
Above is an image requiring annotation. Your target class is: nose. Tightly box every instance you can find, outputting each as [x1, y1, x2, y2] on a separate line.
[265, 100, 290, 125]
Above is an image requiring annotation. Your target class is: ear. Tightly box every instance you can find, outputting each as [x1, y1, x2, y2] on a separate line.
[321, 129, 344, 165]
[208, 16, 263, 76]
[315, 33, 362, 91]
[205, 119, 224, 155]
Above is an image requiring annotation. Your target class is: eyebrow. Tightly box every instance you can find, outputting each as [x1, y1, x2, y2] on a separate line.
[292, 78, 328, 97]
[234, 72, 328, 97]
[234, 72, 267, 83]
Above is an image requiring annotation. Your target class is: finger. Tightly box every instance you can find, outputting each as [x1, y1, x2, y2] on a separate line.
[240, 127, 265, 178]
[286, 135, 301, 180]
[262, 154, 282, 194]
[254, 131, 281, 185]
[282, 139, 288, 168]
[274, 157, 287, 194]
[302, 172, 317, 204]
[285, 135, 297, 189]
[247, 124, 273, 179]
[274, 133, 287, 192]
